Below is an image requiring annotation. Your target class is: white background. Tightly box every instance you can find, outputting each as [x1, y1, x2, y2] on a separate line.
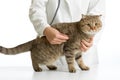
[0, 0, 120, 68]
[0, 0, 35, 67]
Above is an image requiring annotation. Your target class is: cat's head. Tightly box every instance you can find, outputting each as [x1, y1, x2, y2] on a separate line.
[79, 14, 102, 36]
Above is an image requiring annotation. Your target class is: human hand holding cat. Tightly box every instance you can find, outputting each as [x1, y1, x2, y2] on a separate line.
[44, 26, 93, 50]
[80, 37, 93, 52]
[43, 27, 69, 44]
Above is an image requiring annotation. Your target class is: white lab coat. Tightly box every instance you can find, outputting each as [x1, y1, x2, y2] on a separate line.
[29, 0, 105, 70]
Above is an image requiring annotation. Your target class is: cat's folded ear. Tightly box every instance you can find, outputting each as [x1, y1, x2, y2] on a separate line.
[97, 14, 102, 19]
[98, 14, 102, 17]
[81, 14, 86, 18]
[81, 14, 102, 18]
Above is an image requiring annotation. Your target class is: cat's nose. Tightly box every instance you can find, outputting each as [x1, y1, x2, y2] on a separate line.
[90, 27, 96, 30]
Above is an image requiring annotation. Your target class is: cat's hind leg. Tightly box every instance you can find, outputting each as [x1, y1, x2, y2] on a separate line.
[31, 56, 42, 72]
[75, 53, 89, 70]
[46, 65, 57, 70]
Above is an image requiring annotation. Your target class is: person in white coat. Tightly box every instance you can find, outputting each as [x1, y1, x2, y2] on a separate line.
[29, 0, 105, 69]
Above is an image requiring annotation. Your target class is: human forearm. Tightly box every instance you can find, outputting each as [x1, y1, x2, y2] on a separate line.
[29, 0, 50, 37]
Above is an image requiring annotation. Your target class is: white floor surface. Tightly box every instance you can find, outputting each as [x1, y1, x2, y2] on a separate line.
[0, 63, 120, 80]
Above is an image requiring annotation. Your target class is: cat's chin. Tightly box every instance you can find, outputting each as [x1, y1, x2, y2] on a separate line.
[84, 31, 97, 36]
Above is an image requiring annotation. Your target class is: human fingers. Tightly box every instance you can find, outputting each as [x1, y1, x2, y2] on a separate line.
[80, 38, 93, 52]
[81, 37, 93, 47]
[57, 33, 69, 40]
[50, 40, 64, 44]
[80, 42, 89, 52]
[52, 38, 67, 44]
[81, 39, 93, 47]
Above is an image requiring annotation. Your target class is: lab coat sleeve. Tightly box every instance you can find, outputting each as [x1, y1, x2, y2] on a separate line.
[87, 0, 105, 45]
[29, 0, 50, 37]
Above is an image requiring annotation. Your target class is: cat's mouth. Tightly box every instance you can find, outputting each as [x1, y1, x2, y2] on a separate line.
[82, 29, 101, 35]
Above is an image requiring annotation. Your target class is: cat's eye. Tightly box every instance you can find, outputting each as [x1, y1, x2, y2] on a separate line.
[95, 23, 98, 26]
[87, 24, 91, 26]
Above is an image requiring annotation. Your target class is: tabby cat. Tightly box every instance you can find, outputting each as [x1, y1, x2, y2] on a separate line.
[0, 15, 102, 73]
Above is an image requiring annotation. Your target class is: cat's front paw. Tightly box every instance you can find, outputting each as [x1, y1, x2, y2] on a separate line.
[79, 65, 90, 71]
[34, 67, 42, 72]
[69, 68, 76, 73]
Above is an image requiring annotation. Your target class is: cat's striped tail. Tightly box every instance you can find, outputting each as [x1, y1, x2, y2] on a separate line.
[0, 40, 34, 55]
